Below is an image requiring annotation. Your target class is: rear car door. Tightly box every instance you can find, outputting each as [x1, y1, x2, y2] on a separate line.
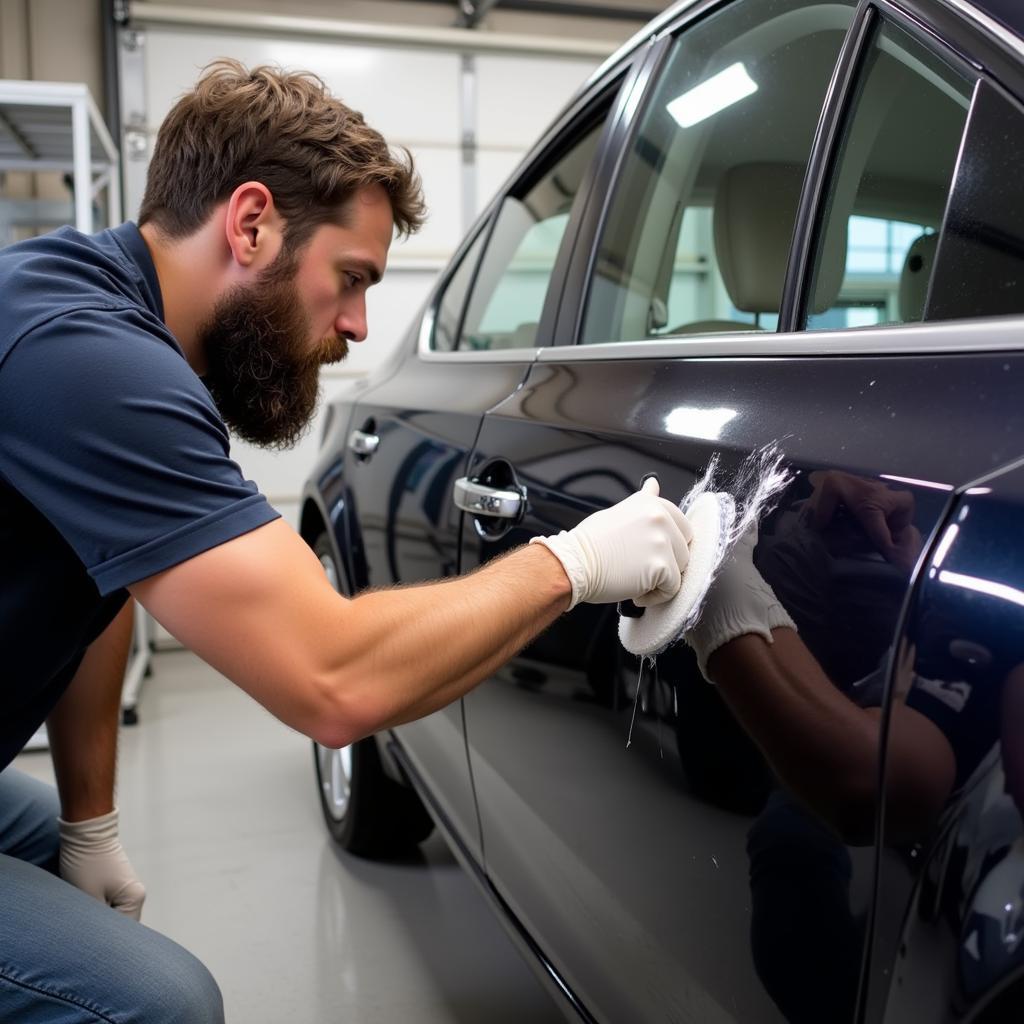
[458, 1, 1024, 1020]
[868, 456, 1024, 1024]
[340, 75, 625, 861]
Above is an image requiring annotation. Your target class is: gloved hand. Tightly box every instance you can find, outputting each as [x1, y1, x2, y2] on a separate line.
[59, 808, 146, 920]
[531, 477, 693, 610]
[684, 526, 797, 680]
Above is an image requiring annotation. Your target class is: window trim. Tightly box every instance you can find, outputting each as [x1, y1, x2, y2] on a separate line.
[532, 314, 1024, 361]
[911, 0, 1024, 102]
[553, 32, 676, 348]
[781, 2, 877, 331]
[941, 0, 1024, 61]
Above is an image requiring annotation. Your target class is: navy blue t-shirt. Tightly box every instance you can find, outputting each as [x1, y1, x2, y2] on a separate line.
[0, 222, 280, 768]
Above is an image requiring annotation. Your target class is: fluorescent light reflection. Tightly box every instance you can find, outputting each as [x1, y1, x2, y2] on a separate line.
[664, 406, 737, 441]
[666, 62, 758, 129]
[939, 570, 1024, 609]
[931, 524, 959, 569]
[880, 474, 953, 491]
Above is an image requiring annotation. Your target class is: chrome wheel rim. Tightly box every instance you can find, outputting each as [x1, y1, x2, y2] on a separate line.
[318, 742, 353, 820]
[319, 552, 340, 591]
[316, 544, 352, 821]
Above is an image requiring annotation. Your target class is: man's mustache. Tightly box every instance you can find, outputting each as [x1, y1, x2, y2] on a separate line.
[319, 335, 349, 365]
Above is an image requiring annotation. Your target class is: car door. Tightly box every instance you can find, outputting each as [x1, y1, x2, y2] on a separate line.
[854, 65, 1024, 1024]
[457, 2, 1024, 1021]
[866, 456, 1024, 1024]
[341, 72, 627, 861]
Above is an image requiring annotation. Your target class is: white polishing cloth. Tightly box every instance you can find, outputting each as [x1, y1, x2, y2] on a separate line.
[619, 491, 735, 658]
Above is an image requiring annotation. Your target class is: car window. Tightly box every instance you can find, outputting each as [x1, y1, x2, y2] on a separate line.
[431, 226, 489, 352]
[579, 0, 855, 345]
[804, 20, 973, 329]
[453, 117, 606, 352]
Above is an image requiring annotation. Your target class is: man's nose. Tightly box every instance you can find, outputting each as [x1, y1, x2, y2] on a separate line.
[335, 300, 367, 343]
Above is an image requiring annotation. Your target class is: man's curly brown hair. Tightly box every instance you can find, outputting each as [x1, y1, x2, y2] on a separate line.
[138, 59, 425, 251]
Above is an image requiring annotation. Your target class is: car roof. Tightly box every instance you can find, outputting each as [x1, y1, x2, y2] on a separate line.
[585, 0, 1024, 81]
[970, 0, 1024, 38]
[584, 0, 1023, 95]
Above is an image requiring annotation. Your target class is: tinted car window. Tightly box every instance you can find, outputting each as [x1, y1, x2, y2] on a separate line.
[926, 78, 1024, 320]
[805, 20, 973, 329]
[454, 117, 605, 352]
[580, 0, 855, 345]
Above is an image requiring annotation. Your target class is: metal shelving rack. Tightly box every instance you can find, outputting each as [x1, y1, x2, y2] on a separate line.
[2, 81, 151, 741]
[0, 79, 120, 241]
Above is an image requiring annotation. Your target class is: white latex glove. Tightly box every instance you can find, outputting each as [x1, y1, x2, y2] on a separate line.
[531, 477, 693, 610]
[59, 808, 146, 920]
[684, 526, 797, 680]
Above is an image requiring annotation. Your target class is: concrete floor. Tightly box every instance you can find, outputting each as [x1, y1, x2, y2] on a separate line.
[14, 649, 565, 1024]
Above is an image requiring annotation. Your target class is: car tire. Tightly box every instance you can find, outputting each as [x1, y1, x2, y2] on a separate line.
[310, 531, 435, 858]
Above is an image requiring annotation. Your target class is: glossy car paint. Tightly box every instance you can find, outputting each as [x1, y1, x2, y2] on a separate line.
[457, 350, 1023, 1022]
[299, 0, 1024, 1020]
[869, 457, 1024, 1022]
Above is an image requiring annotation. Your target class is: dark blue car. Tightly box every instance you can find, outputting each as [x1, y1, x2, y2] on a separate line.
[300, 0, 1024, 1019]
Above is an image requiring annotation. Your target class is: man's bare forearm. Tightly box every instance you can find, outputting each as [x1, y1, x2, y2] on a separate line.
[319, 543, 571, 743]
[130, 520, 574, 750]
[47, 601, 134, 821]
[709, 629, 954, 841]
[710, 631, 881, 815]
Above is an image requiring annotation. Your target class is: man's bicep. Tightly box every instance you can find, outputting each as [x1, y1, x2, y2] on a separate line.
[128, 519, 346, 736]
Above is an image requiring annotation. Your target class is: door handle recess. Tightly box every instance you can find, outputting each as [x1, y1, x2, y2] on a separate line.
[453, 477, 524, 519]
[348, 429, 380, 456]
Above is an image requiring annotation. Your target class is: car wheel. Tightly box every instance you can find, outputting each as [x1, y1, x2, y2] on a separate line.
[311, 531, 435, 858]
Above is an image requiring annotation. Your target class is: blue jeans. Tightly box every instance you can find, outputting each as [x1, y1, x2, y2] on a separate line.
[0, 768, 224, 1023]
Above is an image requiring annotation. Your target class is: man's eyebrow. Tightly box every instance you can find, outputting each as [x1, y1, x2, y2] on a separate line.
[339, 258, 383, 286]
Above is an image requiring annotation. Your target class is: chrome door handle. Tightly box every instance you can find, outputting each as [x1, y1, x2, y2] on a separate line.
[453, 477, 524, 519]
[348, 429, 380, 456]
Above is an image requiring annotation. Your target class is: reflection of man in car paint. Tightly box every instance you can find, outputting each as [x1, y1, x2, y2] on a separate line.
[0, 63, 694, 1022]
[688, 471, 952, 841]
[684, 470, 1024, 1022]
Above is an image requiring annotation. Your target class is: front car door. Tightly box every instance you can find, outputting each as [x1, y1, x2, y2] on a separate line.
[458, 0, 1024, 1020]
[338, 73, 625, 862]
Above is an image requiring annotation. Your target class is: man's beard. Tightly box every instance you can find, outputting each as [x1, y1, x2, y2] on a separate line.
[200, 260, 349, 449]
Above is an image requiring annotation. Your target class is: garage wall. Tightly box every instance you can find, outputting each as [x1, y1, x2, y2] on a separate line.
[0, 0, 106, 208]
[119, 11, 621, 527]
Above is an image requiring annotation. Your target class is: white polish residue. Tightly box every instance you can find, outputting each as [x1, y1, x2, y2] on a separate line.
[626, 656, 650, 749]
[679, 442, 794, 625]
[623, 443, 794, 750]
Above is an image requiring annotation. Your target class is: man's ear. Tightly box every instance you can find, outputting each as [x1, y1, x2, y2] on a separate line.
[224, 182, 285, 270]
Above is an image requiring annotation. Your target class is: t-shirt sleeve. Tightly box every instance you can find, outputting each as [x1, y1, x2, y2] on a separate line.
[0, 307, 281, 595]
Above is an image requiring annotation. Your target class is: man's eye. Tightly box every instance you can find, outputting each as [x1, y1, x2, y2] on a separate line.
[344, 273, 361, 289]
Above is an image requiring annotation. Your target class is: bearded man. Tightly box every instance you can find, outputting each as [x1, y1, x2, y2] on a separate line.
[0, 61, 691, 1021]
